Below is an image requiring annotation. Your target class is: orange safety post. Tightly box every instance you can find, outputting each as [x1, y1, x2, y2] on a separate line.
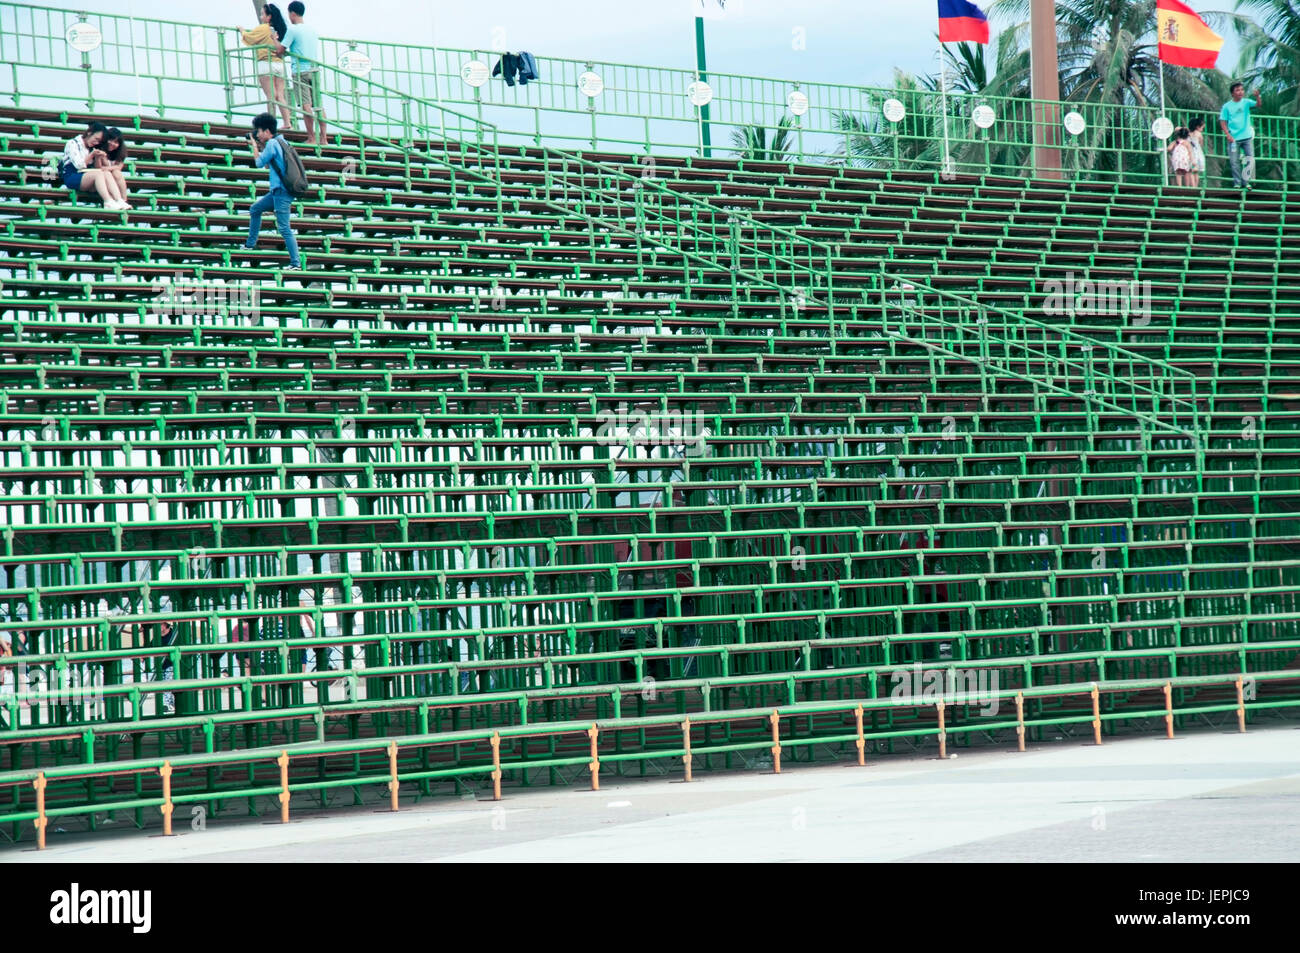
[1091, 686, 1102, 745]
[854, 704, 865, 766]
[936, 701, 947, 760]
[33, 773, 47, 850]
[1015, 692, 1026, 752]
[587, 725, 600, 791]
[1236, 677, 1246, 733]
[160, 761, 174, 836]
[278, 750, 290, 823]
[769, 710, 782, 774]
[490, 732, 503, 800]
[681, 719, 693, 781]
[388, 741, 400, 812]
[1163, 682, 1174, 739]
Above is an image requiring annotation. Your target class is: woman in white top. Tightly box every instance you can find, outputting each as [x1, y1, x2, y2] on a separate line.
[240, 4, 293, 133]
[1187, 117, 1206, 189]
[60, 121, 130, 210]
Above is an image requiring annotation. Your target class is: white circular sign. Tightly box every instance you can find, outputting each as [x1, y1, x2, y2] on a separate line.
[578, 71, 604, 98]
[461, 60, 490, 87]
[1151, 116, 1174, 140]
[786, 90, 809, 116]
[687, 80, 713, 108]
[66, 23, 102, 53]
[972, 104, 996, 129]
[338, 51, 372, 78]
[882, 98, 906, 124]
[1063, 111, 1086, 136]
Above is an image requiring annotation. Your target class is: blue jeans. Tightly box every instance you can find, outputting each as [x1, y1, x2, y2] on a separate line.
[1229, 138, 1255, 188]
[245, 186, 300, 266]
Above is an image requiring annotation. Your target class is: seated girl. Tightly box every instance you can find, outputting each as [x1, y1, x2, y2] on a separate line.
[60, 121, 130, 210]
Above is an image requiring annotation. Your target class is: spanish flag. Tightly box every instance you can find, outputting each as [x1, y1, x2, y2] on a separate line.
[1156, 0, 1224, 69]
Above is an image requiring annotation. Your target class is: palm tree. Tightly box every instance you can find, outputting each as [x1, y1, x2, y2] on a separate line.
[1229, 1, 1300, 182]
[934, 26, 1030, 97]
[729, 117, 796, 160]
[988, 0, 1225, 108]
[1234, 0, 1300, 115]
[983, 0, 1234, 181]
[832, 33, 1032, 175]
[831, 70, 945, 170]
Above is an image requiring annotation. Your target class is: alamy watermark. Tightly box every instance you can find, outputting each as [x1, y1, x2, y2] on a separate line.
[49, 883, 151, 933]
[147, 278, 260, 320]
[595, 402, 709, 453]
[887, 662, 1001, 716]
[3, 663, 105, 710]
[1042, 272, 1152, 324]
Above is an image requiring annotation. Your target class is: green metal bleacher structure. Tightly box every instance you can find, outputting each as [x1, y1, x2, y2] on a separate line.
[3, 44, 1300, 848]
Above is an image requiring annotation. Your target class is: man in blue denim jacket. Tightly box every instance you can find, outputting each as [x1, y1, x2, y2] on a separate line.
[244, 112, 302, 271]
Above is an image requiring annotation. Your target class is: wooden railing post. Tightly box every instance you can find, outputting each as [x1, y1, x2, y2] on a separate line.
[681, 719, 693, 781]
[34, 772, 47, 850]
[854, 704, 865, 766]
[1091, 686, 1102, 745]
[388, 741, 400, 811]
[490, 731, 502, 800]
[1015, 692, 1026, 751]
[937, 701, 947, 759]
[769, 710, 782, 774]
[278, 750, 290, 823]
[1236, 677, 1247, 733]
[587, 725, 600, 791]
[160, 761, 174, 835]
[1163, 682, 1174, 739]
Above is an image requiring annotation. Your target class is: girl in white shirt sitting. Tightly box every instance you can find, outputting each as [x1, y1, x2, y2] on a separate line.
[59, 121, 131, 210]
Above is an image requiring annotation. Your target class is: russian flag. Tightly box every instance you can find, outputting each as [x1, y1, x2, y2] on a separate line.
[938, 0, 991, 44]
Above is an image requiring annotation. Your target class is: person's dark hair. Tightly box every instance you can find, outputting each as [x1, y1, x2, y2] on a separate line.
[84, 120, 107, 139]
[1174, 127, 1190, 140]
[287, 1, 304, 16]
[263, 3, 288, 40]
[102, 127, 127, 163]
[1230, 81, 1245, 94]
[252, 112, 278, 135]
[1189, 117, 1205, 133]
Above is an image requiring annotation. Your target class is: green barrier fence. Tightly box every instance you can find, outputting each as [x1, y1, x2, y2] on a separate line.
[4, 0, 1300, 186]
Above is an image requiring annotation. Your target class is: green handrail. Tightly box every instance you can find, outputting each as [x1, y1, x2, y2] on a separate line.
[223, 45, 838, 320]
[878, 270, 1204, 449]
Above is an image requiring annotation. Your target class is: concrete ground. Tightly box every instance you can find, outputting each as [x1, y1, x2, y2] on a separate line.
[6, 724, 1299, 862]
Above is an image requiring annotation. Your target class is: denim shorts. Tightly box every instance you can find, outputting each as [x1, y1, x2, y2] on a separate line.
[60, 163, 84, 190]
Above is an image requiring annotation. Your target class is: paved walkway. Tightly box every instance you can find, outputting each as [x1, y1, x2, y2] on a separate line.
[7, 725, 1299, 862]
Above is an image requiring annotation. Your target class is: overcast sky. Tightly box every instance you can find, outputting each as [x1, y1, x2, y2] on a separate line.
[90, 0, 967, 89]
[58, 0, 1245, 92]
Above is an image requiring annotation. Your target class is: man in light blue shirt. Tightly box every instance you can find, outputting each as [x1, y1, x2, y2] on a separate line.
[243, 112, 301, 271]
[1219, 82, 1263, 190]
[277, 1, 327, 145]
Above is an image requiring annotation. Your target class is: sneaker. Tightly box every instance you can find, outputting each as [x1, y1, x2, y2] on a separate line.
[283, 264, 303, 272]
[105, 199, 128, 211]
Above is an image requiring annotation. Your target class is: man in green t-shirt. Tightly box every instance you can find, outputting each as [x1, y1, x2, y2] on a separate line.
[1219, 82, 1263, 190]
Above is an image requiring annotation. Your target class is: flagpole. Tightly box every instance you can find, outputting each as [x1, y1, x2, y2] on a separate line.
[1159, 59, 1167, 186]
[126, 0, 144, 111]
[938, 38, 951, 177]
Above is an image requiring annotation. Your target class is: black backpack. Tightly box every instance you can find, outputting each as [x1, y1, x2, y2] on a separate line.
[269, 135, 311, 198]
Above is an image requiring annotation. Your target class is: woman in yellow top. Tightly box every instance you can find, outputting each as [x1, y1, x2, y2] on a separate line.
[240, 4, 293, 133]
